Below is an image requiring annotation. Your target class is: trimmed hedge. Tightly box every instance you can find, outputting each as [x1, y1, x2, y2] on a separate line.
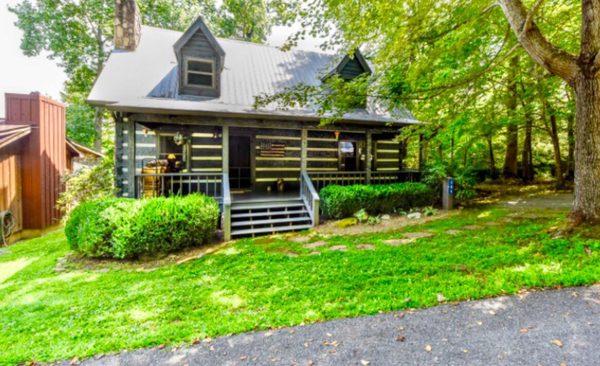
[320, 182, 435, 219]
[65, 194, 219, 259]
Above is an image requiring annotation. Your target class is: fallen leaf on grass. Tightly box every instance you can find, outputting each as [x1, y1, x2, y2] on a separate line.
[551, 339, 564, 348]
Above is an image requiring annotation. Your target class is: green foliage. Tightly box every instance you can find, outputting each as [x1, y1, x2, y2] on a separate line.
[353, 208, 369, 223]
[422, 160, 476, 203]
[320, 182, 435, 219]
[112, 195, 220, 259]
[57, 156, 115, 217]
[65, 194, 219, 259]
[423, 206, 438, 217]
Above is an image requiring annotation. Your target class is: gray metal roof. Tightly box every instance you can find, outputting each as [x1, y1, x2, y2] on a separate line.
[88, 26, 418, 125]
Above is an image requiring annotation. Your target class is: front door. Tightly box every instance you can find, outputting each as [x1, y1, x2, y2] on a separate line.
[229, 135, 252, 189]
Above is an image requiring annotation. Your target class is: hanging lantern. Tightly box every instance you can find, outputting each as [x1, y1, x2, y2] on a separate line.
[173, 131, 186, 146]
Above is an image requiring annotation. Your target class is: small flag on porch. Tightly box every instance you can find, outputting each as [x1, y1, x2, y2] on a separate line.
[259, 142, 286, 157]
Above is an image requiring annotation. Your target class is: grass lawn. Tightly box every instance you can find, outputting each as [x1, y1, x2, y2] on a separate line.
[0, 200, 598, 364]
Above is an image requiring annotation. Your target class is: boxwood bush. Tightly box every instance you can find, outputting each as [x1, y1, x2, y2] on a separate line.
[65, 194, 219, 259]
[320, 182, 435, 219]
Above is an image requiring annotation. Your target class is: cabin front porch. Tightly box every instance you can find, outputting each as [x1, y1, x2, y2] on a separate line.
[117, 117, 421, 239]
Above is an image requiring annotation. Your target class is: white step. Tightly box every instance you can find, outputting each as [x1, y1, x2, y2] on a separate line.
[232, 216, 311, 227]
[231, 209, 308, 219]
[232, 224, 313, 237]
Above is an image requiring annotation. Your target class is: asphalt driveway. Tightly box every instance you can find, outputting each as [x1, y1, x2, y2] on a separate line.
[65, 285, 600, 366]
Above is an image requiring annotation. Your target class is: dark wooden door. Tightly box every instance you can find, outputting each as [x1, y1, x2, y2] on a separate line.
[229, 135, 252, 189]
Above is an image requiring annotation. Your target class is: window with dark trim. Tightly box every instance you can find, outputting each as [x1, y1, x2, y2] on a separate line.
[185, 58, 214, 88]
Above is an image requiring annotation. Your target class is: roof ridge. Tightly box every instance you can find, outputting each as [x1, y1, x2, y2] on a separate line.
[140, 24, 332, 57]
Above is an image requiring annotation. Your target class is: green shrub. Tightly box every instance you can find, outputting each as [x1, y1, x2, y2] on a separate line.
[320, 182, 435, 219]
[112, 195, 219, 259]
[65, 194, 219, 259]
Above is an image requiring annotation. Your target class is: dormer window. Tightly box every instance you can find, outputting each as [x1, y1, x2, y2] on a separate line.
[185, 57, 215, 88]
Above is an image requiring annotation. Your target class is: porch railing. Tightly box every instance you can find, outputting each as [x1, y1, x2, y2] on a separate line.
[222, 172, 232, 241]
[135, 172, 223, 200]
[308, 170, 421, 190]
[300, 171, 320, 226]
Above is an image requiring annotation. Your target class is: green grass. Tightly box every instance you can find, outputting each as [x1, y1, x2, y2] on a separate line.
[0, 205, 598, 364]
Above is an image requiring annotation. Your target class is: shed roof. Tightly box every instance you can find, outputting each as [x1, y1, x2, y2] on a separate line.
[89, 26, 418, 125]
[0, 123, 31, 150]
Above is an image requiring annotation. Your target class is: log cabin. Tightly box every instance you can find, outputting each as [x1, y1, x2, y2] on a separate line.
[88, 0, 421, 239]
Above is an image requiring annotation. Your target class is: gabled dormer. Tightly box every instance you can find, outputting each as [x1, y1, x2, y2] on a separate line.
[174, 17, 225, 98]
[323, 49, 372, 81]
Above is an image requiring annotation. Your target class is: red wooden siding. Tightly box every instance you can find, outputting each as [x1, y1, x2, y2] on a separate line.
[0, 148, 23, 232]
[4, 92, 67, 230]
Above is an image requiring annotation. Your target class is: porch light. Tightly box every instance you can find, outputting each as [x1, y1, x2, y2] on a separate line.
[142, 128, 149, 136]
[334, 131, 340, 140]
[173, 131, 187, 146]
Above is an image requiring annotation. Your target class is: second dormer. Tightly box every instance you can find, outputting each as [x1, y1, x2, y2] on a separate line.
[173, 17, 225, 98]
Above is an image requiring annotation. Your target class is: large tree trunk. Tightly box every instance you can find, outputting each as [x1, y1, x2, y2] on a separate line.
[503, 56, 519, 179]
[572, 76, 600, 222]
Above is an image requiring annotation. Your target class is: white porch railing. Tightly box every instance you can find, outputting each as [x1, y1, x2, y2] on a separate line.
[222, 172, 232, 241]
[300, 171, 320, 226]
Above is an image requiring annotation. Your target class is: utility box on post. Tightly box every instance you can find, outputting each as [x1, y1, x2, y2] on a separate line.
[443, 177, 454, 210]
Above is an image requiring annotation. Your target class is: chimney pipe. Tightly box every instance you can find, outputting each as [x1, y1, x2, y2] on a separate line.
[114, 0, 141, 50]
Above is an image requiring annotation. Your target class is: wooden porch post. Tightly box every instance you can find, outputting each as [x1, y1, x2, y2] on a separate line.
[222, 125, 229, 173]
[301, 128, 308, 172]
[126, 119, 136, 198]
[221, 125, 231, 241]
[366, 130, 372, 184]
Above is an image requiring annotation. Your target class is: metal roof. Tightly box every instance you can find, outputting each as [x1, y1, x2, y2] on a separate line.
[88, 26, 418, 125]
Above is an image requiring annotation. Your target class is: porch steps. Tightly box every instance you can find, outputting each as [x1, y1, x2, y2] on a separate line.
[230, 198, 313, 238]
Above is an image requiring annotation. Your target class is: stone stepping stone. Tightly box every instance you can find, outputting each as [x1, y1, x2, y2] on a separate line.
[483, 222, 500, 226]
[309, 251, 321, 256]
[291, 236, 312, 243]
[384, 238, 415, 246]
[329, 245, 348, 252]
[403, 232, 434, 239]
[303, 241, 328, 249]
[445, 229, 462, 235]
[462, 225, 483, 231]
[285, 252, 299, 258]
[356, 244, 375, 250]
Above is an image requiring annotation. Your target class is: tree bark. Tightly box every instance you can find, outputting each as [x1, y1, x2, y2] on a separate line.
[572, 75, 600, 221]
[93, 107, 103, 151]
[503, 56, 519, 179]
[521, 114, 534, 182]
[487, 136, 497, 179]
[566, 110, 575, 180]
[548, 108, 565, 188]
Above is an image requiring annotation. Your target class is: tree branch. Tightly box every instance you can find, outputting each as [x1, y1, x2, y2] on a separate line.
[498, 0, 579, 82]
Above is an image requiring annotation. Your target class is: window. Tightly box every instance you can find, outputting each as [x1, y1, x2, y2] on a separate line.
[185, 58, 214, 88]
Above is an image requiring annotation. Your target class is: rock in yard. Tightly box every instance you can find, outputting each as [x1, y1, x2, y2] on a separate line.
[407, 212, 422, 220]
[329, 245, 347, 252]
[381, 214, 391, 220]
[335, 217, 358, 228]
[291, 236, 312, 243]
[303, 241, 328, 249]
[403, 232, 433, 239]
[384, 238, 415, 246]
[356, 244, 375, 250]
